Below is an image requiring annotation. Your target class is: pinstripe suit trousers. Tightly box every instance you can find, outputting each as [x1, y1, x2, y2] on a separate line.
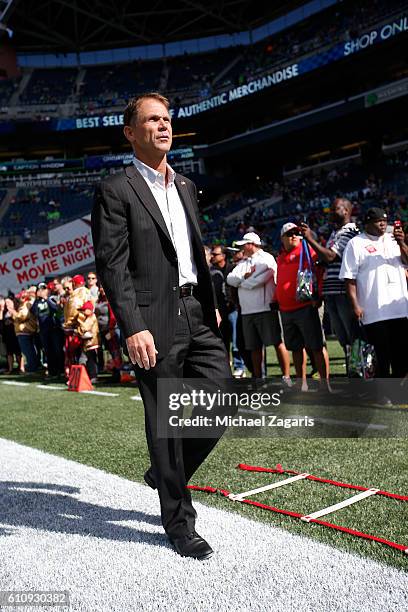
[135, 293, 231, 538]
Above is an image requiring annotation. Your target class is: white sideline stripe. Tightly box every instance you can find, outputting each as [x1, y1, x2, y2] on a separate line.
[1, 380, 29, 386]
[79, 390, 119, 397]
[301, 488, 380, 522]
[0, 438, 407, 612]
[36, 384, 65, 390]
[1, 381, 119, 397]
[229, 473, 310, 501]
[130, 395, 143, 401]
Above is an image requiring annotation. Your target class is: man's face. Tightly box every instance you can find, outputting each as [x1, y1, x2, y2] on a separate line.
[366, 218, 387, 236]
[233, 250, 244, 263]
[124, 98, 172, 159]
[63, 281, 73, 294]
[330, 200, 349, 224]
[37, 288, 48, 299]
[210, 247, 225, 266]
[281, 230, 301, 252]
[242, 243, 255, 257]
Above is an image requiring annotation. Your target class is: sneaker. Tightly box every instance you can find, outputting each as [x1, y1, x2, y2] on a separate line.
[281, 376, 293, 388]
[233, 368, 244, 378]
[301, 380, 309, 392]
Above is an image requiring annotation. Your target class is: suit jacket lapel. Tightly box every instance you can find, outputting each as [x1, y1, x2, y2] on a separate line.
[125, 164, 174, 249]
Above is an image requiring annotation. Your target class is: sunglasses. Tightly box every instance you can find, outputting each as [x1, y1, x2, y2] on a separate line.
[284, 231, 300, 237]
[210, 252, 222, 256]
[87, 276, 96, 280]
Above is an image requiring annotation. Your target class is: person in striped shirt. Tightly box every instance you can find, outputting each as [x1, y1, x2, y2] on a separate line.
[299, 198, 359, 371]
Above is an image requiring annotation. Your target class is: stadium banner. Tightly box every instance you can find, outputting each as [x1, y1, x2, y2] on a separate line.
[364, 78, 408, 107]
[0, 217, 93, 294]
[0, 159, 83, 173]
[51, 14, 407, 130]
[84, 148, 194, 170]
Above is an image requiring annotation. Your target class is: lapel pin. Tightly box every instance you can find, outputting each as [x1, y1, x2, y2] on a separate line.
[181, 181, 186, 185]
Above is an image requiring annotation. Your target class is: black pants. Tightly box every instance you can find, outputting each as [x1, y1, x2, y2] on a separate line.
[85, 349, 98, 380]
[40, 329, 64, 376]
[135, 295, 231, 538]
[364, 317, 408, 378]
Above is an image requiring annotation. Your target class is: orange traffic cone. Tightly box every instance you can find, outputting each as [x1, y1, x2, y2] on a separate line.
[67, 365, 94, 392]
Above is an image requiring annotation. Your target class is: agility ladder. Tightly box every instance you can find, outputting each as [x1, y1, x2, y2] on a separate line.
[188, 463, 408, 554]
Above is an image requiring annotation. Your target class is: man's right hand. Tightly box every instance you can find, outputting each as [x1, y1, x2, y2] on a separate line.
[126, 330, 158, 370]
[352, 304, 364, 319]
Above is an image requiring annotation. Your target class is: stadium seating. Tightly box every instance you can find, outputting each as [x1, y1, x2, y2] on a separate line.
[203, 149, 408, 249]
[8, 0, 406, 112]
[0, 79, 17, 106]
[80, 60, 163, 108]
[19, 68, 78, 105]
[0, 184, 94, 236]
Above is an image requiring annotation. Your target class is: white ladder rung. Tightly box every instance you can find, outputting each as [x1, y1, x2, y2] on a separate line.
[228, 473, 310, 501]
[301, 488, 380, 522]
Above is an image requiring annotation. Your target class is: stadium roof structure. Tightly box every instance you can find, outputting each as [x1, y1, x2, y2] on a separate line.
[3, 0, 307, 52]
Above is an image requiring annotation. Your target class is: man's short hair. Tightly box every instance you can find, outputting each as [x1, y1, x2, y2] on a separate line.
[124, 93, 170, 126]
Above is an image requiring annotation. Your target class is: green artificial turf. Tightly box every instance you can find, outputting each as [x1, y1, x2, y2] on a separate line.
[0, 339, 407, 571]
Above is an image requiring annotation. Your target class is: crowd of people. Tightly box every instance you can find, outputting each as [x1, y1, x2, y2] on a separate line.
[0, 272, 123, 382]
[206, 197, 408, 392]
[1, 196, 407, 389]
[202, 150, 408, 251]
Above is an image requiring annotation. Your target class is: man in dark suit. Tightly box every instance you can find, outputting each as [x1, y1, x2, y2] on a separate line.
[91, 93, 231, 560]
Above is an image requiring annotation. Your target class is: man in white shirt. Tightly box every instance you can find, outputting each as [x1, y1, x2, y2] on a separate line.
[340, 207, 408, 377]
[227, 232, 291, 381]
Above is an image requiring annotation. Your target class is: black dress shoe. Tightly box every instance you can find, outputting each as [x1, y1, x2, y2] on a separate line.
[144, 469, 156, 490]
[169, 531, 214, 560]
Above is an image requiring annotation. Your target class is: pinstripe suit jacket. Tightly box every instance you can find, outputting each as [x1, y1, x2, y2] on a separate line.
[91, 164, 218, 358]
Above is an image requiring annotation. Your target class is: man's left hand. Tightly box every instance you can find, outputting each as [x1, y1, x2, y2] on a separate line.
[298, 222, 314, 241]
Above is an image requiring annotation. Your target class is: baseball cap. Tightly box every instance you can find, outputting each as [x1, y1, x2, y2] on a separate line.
[37, 282, 47, 290]
[72, 274, 85, 286]
[364, 207, 387, 223]
[79, 300, 94, 312]
[280, 222, 299, 237]
[235, 232, 262, 246]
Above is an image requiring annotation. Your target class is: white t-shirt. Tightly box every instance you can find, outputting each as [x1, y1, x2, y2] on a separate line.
[339, 232, 408, 325]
